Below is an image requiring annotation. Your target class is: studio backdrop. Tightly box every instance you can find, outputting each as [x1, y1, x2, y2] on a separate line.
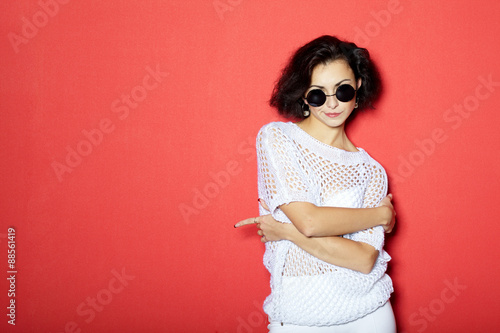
[1, 0, 500, 332]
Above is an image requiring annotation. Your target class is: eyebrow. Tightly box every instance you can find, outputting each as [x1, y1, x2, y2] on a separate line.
[309, 79, 352, 89]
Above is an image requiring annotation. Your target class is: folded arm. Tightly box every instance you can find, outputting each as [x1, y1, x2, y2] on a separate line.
[264, 221, 378, 274]
[279, 198, 394, 237]
[236, 197, 393, 274]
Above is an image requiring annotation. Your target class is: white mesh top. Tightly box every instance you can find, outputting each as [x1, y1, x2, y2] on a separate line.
[257, 121, 393, 326]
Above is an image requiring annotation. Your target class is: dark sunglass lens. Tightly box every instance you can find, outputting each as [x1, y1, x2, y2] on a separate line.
[335, 84, 356, 102]
[306, 89, 326, 107]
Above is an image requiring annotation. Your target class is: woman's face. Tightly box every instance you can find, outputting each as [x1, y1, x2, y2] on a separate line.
[304, 59, 361, 129]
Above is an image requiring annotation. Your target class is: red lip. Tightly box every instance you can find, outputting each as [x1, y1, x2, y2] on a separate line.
[325, 112, 342, 118]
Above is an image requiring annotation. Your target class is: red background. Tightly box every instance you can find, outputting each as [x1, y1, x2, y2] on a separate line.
[1, 0, 500, 332]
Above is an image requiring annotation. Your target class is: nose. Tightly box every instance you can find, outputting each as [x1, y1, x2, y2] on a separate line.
[324, 94, 339, 109]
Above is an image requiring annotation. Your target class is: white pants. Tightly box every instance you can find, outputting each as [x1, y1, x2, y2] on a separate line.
[268, 302, 396, 333]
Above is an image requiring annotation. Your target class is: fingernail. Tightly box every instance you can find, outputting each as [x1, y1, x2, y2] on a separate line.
[257, 198, 261, 202]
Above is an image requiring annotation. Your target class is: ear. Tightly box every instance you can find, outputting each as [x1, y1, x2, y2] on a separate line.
[357, 78, 362, 90]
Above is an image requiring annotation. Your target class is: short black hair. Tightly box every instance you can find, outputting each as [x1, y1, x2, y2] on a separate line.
[269, 35, 381, 119]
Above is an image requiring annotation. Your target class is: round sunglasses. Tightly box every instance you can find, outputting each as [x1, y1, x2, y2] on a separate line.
[305, 84, 357, 107]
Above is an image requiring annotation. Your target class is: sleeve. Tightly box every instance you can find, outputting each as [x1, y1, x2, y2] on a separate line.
[343, 161, 388, 251]
[256, 124, 316, 223]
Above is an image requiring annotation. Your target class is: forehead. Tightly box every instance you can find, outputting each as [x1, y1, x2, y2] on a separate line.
[310, 59, 355, 84]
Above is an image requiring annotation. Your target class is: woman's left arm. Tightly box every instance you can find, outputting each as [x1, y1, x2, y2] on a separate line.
[258, 219, 378, 274]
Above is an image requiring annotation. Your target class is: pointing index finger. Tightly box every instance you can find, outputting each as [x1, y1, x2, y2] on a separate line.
[234, 217, 258, 228]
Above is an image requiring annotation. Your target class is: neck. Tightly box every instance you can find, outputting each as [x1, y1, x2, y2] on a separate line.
[297, 117, 356, 151]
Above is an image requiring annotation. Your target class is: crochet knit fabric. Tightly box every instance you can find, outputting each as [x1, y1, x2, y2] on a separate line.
[257, 122, 393, 325]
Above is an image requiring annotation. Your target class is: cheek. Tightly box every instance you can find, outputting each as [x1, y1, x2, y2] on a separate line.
[343, 99, 357, 109]
[309, 106, 323, 115]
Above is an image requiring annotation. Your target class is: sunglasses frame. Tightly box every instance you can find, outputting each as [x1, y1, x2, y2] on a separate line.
[305, 84, 357, 107]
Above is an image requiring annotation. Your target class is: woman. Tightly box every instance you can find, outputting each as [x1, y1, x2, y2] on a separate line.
[235, 35, 396, 332]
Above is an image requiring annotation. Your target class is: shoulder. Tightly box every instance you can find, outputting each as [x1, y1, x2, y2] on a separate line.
[258, 121, 292, 134]
[257, 121, 295, 141]
[256, 122, 301, 156]
[361, 149, 382, 165]
[361, 149, 387, 175]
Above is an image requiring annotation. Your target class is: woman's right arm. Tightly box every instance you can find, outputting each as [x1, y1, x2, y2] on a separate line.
[279, 195, 395, 237]
[235, 195, 395, 236]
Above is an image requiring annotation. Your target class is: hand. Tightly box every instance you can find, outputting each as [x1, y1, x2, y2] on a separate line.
[234, 199, 289, 242]
[378, 193, 396, 233]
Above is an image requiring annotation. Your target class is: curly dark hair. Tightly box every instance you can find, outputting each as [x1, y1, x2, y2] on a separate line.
[269, 35, 381, 119]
